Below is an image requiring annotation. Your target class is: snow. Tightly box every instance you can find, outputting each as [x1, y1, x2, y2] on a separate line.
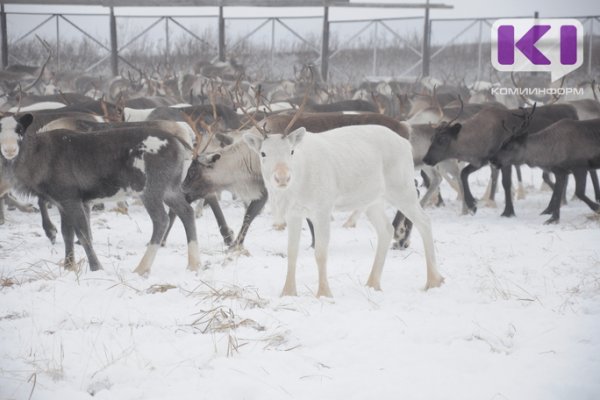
[1, 166, 599, 400]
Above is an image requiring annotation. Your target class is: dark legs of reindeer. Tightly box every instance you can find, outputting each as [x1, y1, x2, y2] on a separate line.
[590, 169, 600, 203]
[230, 192, 268, 250]
[544, 171, 568, 224]
[501, 165, 515, 217]
[307, 218, 315, 248]
[39, 197, 57, 244]
[59, 200, 102, 271]
[488, 166, 499, 203]
[162, 193, 234, 247]
[515, 165, 523, 185]
[461, 164, 481, 214]
[164, 192, 200, 270]
[134, 194, 169, 275]
[573, 168, 600, 212]
[206, 194, 235, 246]
[392, 211, 413, 249]
[59, 208, 75, 268]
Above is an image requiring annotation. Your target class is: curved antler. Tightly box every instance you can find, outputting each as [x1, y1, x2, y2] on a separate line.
[283, 66, 314, 136]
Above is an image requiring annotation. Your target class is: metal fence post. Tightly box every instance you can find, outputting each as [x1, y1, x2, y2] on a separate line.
[588, 17, 594, 76]
[321, 6, 329, 82]
[165, 16, 170, 65]
[109, 7, 118, 76]
[55, 14, 60, 70]
[270, 18, 275, 75]
[422, 0, 431, 77]
[1, 4, 8, 69]
[476, 19, 483, 81]
[218, 6, 225, 62]
[372, 20, 378, 76]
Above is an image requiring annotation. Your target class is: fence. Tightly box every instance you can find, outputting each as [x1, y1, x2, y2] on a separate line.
[2, 7, 599, 85]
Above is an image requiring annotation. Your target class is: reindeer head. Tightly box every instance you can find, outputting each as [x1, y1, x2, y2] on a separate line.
[242, 72, 312, 191]
[491, 104, 536, 168]
[0, 113, 33, 160]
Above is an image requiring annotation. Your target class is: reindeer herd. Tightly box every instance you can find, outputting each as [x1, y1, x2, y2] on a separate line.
[1, 59, 599, 297]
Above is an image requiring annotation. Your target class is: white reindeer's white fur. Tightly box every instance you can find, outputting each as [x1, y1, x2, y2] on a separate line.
[124, 107, 154, 122]
[244, 125, 444, 297]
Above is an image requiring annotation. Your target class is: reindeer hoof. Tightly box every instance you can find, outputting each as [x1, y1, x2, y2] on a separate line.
[544, 217, 559, 225]
[223, 230, 235, 246]
[425, 275, 444, 290]
[228, 245, 250, 257]
[392, 239, 410, 250]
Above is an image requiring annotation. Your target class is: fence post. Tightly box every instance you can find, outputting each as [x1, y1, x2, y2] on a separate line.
[476, 19, 483, 81]
[165, 16, 170, 66]
[270, 18, 275, 76]
[321, 6, 329, 82]
[372, 20, 378, 76]
[1, 4, 8, 69]
[109, 7, 118, 76]
[422, 0, 431, 77]
[218, 6, 225, 61]
[55, 14, 60, 70]
[588, 18, 594, 76]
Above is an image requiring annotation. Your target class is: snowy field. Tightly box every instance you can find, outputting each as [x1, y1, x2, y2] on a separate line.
[1, 166, 599, 400]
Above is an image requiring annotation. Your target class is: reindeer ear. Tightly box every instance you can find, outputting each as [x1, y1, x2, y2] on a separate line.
[17, 113, 34, 133]
[287, 127, 306, 147]
[243, 132, 264, 153]
[198, 152, 221, 167]
[448, 123, 461, 138]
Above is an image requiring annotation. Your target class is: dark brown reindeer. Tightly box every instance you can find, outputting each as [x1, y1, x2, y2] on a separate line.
[491, 117, 600, 223]
[0, 113, 200, 275]
[423, 103, 579, 217]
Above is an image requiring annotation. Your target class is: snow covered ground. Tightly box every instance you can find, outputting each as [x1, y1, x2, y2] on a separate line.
[1, 166, 599, 400]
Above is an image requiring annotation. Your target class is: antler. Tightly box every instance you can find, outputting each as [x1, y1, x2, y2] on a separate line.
[504, 103, 537, 136]
[282, 66, 314, 136]
[232, 76, 270, 138]
[21, 51, 51, 93]
[371, 91, 386, 114]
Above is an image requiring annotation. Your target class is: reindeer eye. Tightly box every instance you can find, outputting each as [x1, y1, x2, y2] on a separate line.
[260, 152, 266, 157]
[291, 150, 294, 155]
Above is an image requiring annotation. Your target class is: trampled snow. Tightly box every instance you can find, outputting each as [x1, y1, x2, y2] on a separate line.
[1, 166, 599, 400]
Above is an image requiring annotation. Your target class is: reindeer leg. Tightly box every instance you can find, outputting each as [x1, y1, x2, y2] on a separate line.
[573, 168, 600, 212]
[312, 212, 333, 298]
[206, 193, 235, 247]
[365, 202, 393, 291]
[58, 208, 76, 270]
[230, 191, 268, 251]
[63, 200, 102, 271]
[134, 194, 168, 276]
[461, 164, 481, 215]
[164, 192, 200, 271]
[281, 215, 302, 297]
[500, 165, 516, 217]
[5, 193, 36, 212]
[544, 172, 568, 224]
[589, 169, 600, 203]
[515, 165, 526, 200]
[0, 196, 4, 225]
[39, 197, 57, 244]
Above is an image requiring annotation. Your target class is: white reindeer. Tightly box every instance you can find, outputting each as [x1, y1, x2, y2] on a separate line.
[244, 124, 444, 297]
